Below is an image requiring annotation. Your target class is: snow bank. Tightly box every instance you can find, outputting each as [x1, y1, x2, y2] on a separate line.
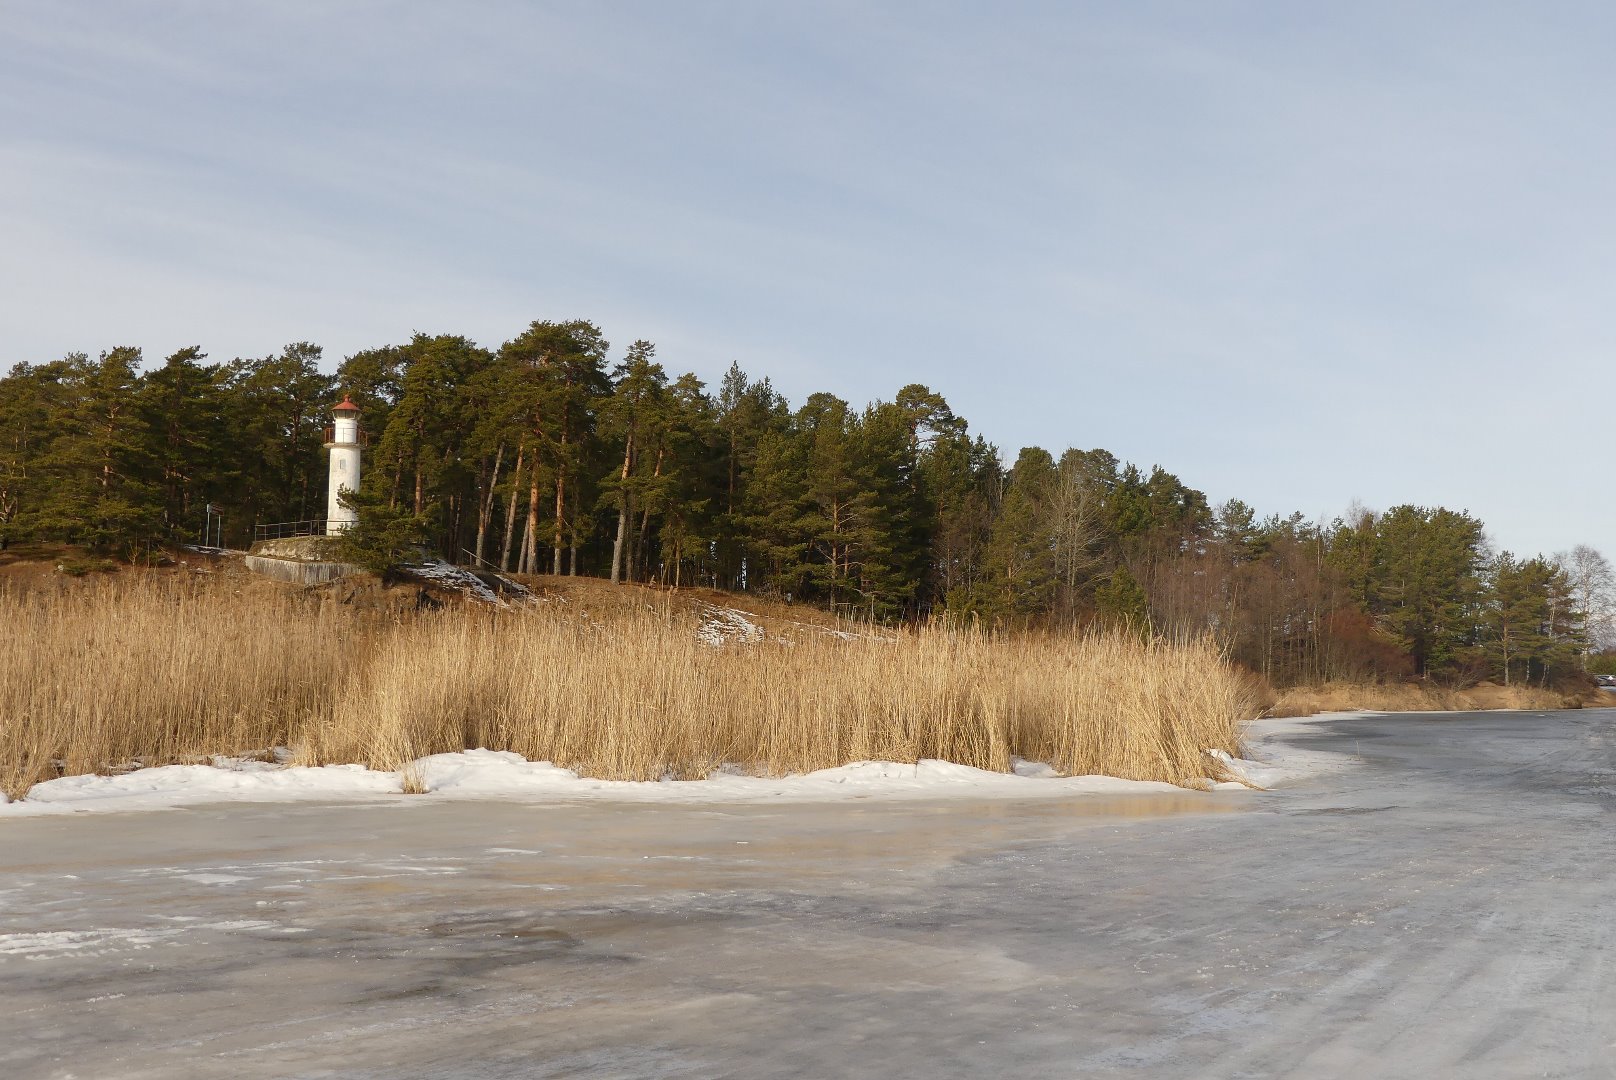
[5, 761, 399, 816]
[0, 715, 1364, 818]
[429, 751, 1203, 802]
[5, 750, 1207, 817]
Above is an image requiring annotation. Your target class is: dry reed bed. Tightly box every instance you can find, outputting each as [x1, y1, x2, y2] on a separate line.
[0, 577, 1258, 801]
[1271, 681, 1572, 718]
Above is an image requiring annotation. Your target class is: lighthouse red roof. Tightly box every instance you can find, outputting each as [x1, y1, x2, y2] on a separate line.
[332, 395, 361, 414]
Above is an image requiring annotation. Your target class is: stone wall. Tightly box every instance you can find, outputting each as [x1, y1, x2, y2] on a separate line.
[250, 536, 345, 563]
[243, 555, 364, 585]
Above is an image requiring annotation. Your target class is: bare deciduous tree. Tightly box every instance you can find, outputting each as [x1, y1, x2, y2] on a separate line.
[1047, 452, 1106, 620]
[1558, 544, 1616, 652]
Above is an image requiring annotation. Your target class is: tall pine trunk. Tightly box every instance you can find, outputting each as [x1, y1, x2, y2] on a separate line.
[610, 428, 634, 585]
[476, 443, 504, 567]
[569, 483, 580, 576]
[632, 445, 664, 583]
[388, 454, 402, 511]
[552, 429, 567, 576]
[524, 472, 542, 576]
[500, 443, 524, 572]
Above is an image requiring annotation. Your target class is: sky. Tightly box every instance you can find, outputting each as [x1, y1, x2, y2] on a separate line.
[2, 1, 1611, 558]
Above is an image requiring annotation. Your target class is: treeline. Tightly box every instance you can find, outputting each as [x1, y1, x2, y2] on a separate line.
[2, 320, 1612, 688]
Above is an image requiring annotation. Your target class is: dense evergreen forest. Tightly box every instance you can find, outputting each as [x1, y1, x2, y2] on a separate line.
[2, 320, 1612, 688]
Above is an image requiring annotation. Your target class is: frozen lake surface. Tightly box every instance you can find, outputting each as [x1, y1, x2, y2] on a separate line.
[4, 709, 1616, 1079]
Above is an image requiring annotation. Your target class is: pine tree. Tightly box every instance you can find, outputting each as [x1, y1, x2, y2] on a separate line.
[498, 321, 610, 576]
[739, 424, 811, 597]
[600, 340, 667, 584]
[926, 430, 1001, 611]
[846, 400, 929, 619]
[714, 363, 789, 590]
[138, 346, 229, 542]
[1370, 506, 1485, 677]
[0, 360, 75, 545]
[970, 447, 1059, 620]
[655, 372, 721, 588]
[222, 343, 334, 530]
[1094, 565, 1150, 631]
[373, 335, 493, 553]
[334, 486, 431, 575]
[28, 349, 161, 550]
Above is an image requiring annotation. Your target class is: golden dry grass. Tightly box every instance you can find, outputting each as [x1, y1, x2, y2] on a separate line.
[1271, 680, 1573, 717]
[0, 576, 1259, 801]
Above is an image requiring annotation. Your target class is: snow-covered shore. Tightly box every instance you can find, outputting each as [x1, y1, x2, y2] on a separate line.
[1212, 711, 1368, 788]
[0, 713, 1363, 817]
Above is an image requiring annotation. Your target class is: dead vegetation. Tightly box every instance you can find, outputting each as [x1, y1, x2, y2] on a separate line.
[0, 574, 1257, 801]
[1270, 680, 1578, 717]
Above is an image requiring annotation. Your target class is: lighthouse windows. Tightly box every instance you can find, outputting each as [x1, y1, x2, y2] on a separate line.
[338, 459, 347, 472]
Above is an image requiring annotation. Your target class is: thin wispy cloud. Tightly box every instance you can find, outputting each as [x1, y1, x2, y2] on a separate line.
[3, 1, 1611, 556]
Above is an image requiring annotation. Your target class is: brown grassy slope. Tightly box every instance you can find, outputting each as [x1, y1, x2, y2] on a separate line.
[0, 572, 1259, 800]
[498, 571, 877, 642]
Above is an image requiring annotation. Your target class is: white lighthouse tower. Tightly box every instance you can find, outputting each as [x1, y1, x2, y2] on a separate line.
[324, 395, 362, 535]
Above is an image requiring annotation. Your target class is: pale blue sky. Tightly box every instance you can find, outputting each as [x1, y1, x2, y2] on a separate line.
[3, 2, 1611, 558]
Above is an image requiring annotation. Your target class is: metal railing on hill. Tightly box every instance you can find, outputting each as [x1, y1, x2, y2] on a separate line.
[460, 547, 504, 573]
[253, 519, 329, 543]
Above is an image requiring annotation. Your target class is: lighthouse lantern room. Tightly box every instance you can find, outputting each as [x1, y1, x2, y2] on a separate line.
[324, 396, 363, 534]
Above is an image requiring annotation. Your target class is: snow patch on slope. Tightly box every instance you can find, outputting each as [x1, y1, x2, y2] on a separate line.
[400, 559, 537, 607]
[401, 559, 502, 603]
[696, 604, 765, 646]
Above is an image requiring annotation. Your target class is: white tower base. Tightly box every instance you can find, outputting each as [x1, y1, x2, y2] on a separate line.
[324, 401, 363, 535]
